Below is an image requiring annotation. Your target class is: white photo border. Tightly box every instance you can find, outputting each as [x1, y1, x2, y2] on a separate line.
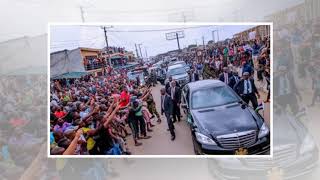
[47, 22, 273, 158]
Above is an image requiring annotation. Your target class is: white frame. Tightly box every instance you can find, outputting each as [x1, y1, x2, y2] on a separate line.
[48, 22, 273, 158]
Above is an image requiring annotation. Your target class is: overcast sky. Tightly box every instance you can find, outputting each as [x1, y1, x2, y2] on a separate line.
[50, 25, 255, 57]
[0, 0, 303, 44]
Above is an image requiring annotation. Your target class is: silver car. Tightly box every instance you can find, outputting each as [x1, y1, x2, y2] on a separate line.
[165, 64, 189, 86]
[169, 61, 190, 72]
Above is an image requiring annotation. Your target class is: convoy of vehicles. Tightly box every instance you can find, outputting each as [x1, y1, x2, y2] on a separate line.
[168, 61, 190, 72]
[165, 64, 189, 86]
[127, 70, 146, 85]
[180, 80, 270, 155]
[148, 66, 166, 85]
[150, 57, 271, 155]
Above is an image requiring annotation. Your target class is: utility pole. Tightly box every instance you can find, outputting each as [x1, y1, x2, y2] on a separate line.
[166, 31, 184, 51]
[212, 31, 215, 42]
[103, 27, 109, 49]
[176, 33, 181, 50]
[80, 6, 85, 22]
[144, 47, 148, 60]
[135, 43, 140, 58]
[217, 29, 220, 41]
[212, 29, 219, 42]
[138, 43, 143, 61]
[101, 26, 113, 67]
[202, 36, 205, 49]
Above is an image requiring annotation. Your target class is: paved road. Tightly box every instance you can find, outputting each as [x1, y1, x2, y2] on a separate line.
[126, 80, 270, 155]
[126, 83, 194, 155]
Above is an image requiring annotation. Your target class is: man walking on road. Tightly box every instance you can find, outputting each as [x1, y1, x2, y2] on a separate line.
[228, 71, 240, 89]
[146, 92, 161, 123]
[160, 88, 175, 141]
[165, 76, 180, 94]
[234, 72, 260, 109]
[150, 69, 157, 87]
[167, 80, 181, 123]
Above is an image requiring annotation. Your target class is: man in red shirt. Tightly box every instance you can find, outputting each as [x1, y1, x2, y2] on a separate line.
[119, 86, 130, 108]
[54, 106, 66, 119]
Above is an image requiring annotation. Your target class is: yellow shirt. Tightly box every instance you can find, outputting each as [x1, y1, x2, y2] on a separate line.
[82, 127, 95, 151]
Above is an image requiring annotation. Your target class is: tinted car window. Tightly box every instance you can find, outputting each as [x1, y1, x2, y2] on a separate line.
[167, 67, 186, 76]
[191, 86, 239, 109]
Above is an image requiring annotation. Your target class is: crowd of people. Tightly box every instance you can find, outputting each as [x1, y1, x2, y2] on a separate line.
[50, 69, 164, 155]
[83, 57, 107, 70]
[83, 46, 128, 71]
[178, 37, 271, 107]
[0, 75, 46, 178]
[50, 37, 273, 155]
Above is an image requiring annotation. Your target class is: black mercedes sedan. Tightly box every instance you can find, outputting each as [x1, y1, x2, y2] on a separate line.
[207, 108, 318, 179]
[180, 80, 270, 155]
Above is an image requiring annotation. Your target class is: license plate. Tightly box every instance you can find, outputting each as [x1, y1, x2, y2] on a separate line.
[234, 148, 248, 155]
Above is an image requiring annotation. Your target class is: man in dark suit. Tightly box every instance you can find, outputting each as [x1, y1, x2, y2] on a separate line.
[167, 80, 181, 123]
[219, 67, 232, 85]
[228, 71, 240, 89]
[234, 72, 260, 109]
[274, 65, 302, 114]
[160, 88, 175, 140]
[165, 76, 180, 94]
[189, 69, 199, 82]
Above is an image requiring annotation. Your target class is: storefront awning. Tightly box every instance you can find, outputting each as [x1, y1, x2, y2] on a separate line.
[51, 72, 89, 79]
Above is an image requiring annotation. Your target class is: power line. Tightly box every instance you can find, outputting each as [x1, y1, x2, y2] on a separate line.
[106, 26, 211, 33]
[75, 25, 211, 33]
[108, 31, 136, 52]
[51, 36, 101, 48]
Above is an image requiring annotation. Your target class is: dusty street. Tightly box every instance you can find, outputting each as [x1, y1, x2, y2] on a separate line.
[126, 83, 194, 155]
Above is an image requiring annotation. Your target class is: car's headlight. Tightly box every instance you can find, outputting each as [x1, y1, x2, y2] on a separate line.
[258, 123, 269, 139]
[195, 132, 217, 145]
[300, 134, 316, 154]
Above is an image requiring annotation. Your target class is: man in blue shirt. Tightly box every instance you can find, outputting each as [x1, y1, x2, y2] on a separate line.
[252, 41, 260, 69]
[241, 61, 254, 76]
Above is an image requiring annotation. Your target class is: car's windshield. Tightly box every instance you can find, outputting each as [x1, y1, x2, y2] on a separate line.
[191, 86, 239, 109]
[176, 62, 186, 66]
[167, 67, 186, 76]
[128, 72, 143, 80]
